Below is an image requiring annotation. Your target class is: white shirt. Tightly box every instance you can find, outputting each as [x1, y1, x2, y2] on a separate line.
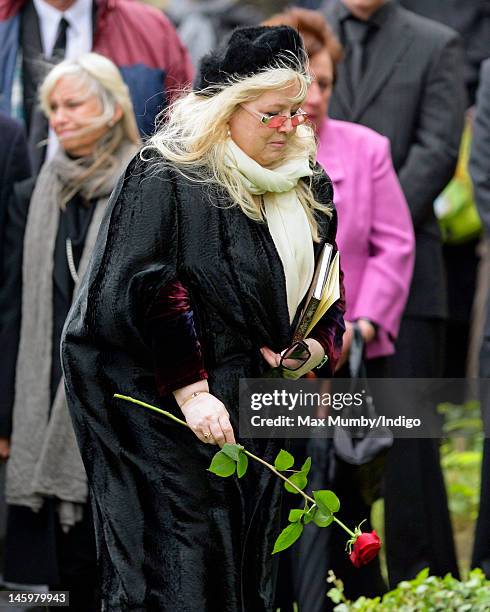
[33, 0, 93, 59]
[32, 0, 93, 159]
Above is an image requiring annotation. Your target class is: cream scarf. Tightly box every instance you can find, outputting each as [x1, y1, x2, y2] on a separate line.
[225, 138, 314, 323]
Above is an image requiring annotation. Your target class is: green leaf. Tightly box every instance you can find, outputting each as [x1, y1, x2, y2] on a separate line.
[221, 443, 244, 461]
[275, 449, 294, 471]
[284, 471, 308, 494]
[237, 452, 248, 478]
[303, 506, 316, 524]
[313, 490, 340, 514]
[208, 450, 236, 477]
[288, 509, 305, 523]
[301, 456, 312, 476]
[313, 511, 334, 528]
[327, 587, 343, 604]
[272, 522, 303, 554]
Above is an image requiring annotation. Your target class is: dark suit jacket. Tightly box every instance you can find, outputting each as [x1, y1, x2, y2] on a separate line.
[0, 113, 31, 285]
[470, 59, 490, 238]
[469, 58, 490, 376]
[322, 0, 466, 318]
[398, 0, 490, 102]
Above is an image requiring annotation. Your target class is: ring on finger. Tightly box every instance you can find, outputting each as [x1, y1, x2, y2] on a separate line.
[203, 431, 212, 439]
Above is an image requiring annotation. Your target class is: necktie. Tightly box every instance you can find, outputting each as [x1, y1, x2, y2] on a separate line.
[28, 17, 70, 172]
[52, 16, 70, 59]
[344, 18, 370, 99]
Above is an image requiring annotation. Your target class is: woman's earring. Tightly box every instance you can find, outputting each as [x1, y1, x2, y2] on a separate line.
[227, 127, 231, 137]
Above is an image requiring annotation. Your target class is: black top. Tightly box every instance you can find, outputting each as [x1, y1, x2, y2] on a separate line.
[52, 194, 95, 399]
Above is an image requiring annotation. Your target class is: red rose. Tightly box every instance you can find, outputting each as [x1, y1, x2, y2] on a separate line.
[349, 530, 381, 568]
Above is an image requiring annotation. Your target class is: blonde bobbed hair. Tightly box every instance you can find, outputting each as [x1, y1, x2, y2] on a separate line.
[143, 62, 330, 241]
[40, 53, 140, 204]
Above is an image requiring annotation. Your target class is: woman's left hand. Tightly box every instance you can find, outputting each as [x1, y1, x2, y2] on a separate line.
[260, 338, 325, 379]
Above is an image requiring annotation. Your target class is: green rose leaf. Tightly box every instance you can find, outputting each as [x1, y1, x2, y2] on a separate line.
[303, 506, 316, 524]
[237, 452, 248, 478]
[284, 470, 308, 494]
[313, 490, 340, 514]
[221, 443, 244, 462]
[274, 449, 294, 471]
[313, 510, 334, 528]
[208, 450, 236, 477]
[272, 522, 304, 554]
[288, 509, 305, 523]
[301, 456, 312, 476]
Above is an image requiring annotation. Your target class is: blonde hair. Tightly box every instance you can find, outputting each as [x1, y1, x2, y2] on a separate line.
[40, 53, 140, 205]
[143, 64, 330, 241]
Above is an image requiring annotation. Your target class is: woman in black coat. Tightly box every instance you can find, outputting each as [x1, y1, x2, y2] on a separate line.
[0, 53, 139, 609]
[62, 26, 345, 611]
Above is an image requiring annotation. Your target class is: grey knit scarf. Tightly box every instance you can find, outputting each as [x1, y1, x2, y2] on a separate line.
[6, 141, 138, 531]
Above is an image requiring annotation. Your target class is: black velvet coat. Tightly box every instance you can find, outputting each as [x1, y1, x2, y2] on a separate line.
[62, 155, 339, 612]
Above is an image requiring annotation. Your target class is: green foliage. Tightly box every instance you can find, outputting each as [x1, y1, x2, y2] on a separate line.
[208, 445, 345, 555]
[117, 394, 358, 561]
[208, 443, 246, 478]
[208, 450, 236, 477]
[301, 457, 312, 476]
[275, 449, 295, 470]
[313, 511, 334, 528]
[288, 509, 305, 523]
[313, 490, 340, 514]
[438, 400, 483, 525]
[273, 522, 303, 554]
[327, 568, 490, 611]
[284, 470, 308, 494]
[221, 443, 244, 461]
[237, 452, 248, 478]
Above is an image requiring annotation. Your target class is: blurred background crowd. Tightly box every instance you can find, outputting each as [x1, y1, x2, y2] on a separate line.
[0, 0, 489, 610]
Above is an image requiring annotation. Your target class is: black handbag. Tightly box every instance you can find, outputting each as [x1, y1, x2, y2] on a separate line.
[332, 323, 393, 506]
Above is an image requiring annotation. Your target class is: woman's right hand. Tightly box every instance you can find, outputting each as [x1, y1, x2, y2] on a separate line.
[174, 382, 236, 447]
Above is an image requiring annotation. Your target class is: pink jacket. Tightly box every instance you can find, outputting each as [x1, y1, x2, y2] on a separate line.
[317, 119, 415, 358]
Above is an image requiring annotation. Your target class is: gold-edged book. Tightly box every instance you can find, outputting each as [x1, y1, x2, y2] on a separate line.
[292, 244, 340, 342]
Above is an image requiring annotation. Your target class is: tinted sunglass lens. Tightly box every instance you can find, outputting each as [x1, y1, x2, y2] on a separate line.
[291, 113, 308, 127]
[267, 115, 286, 129]
[267, 113, 309, 129]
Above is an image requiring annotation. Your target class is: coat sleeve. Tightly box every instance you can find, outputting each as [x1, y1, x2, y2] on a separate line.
[469, 59, 490, 236]
[349, 136, 415, 342]
[0, 120, 30, 283]
[62, 157, 205, 400]
[145, 279, 208, 396]
[0, 188, 30, 437]
[398, 33, 467, 229]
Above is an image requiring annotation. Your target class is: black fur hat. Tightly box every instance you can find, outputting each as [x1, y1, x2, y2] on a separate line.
[193, 25, 306, 96]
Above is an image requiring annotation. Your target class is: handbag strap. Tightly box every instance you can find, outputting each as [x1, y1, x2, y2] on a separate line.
[348, 323, 377, 417]
[349, 322, 366, 379]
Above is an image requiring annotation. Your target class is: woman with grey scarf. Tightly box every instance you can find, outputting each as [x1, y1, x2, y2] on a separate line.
[0, 53, 140, 610]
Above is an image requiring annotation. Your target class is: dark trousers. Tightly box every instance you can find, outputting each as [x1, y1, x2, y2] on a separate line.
[50, 509, 100, 612]
[4, 501, 99, 612]
[384, 316, 459, 586]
